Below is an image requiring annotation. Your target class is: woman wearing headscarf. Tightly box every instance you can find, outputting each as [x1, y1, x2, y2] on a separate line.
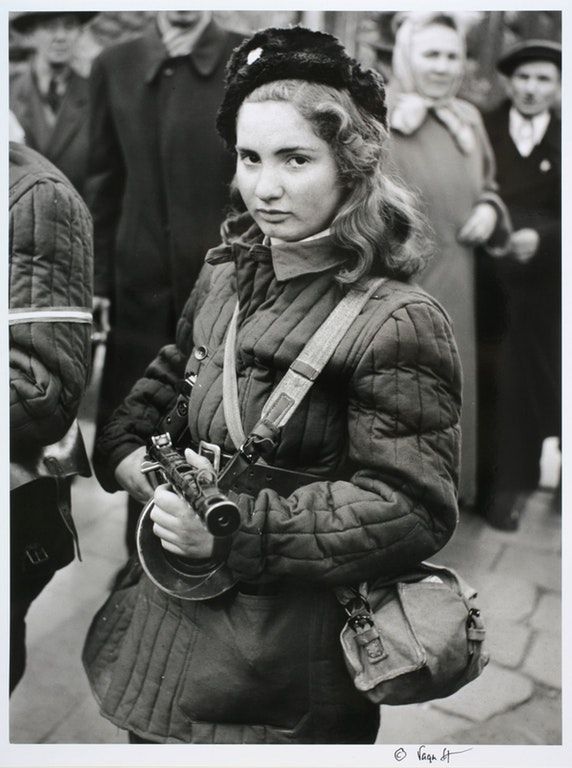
[83, 26, 461, 744]
[387, 13, 510, 507]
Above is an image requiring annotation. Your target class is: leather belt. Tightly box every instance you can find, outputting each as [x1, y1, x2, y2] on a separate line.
[190, 440, 327, 498]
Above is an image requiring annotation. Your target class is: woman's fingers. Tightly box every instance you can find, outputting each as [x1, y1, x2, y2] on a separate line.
[184, 447, 214, 472]
[150, 488, 199, 526]
[152, 521, 180, 544]
[149, 481, 216, 560]
[114, 445, 154, 502]
[153, 484, 186, 515]
[159, 540, 188, 556]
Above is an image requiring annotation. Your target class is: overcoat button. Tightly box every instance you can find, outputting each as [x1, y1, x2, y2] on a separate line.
[164, 67, 174, 77]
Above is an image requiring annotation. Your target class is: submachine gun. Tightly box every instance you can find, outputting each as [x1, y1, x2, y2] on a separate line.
[137, 432, 241, 601]
[136, 373, 278, 602]
[136, 367, 248, 601]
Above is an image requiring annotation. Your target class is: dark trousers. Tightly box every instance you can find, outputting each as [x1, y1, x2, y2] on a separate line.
[10, 478, 74, 693]
[477, 254, 561, 510]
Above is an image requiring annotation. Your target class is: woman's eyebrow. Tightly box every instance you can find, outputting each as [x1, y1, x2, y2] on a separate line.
[275, 145, 316, 155]
[236, 144, 318, 156]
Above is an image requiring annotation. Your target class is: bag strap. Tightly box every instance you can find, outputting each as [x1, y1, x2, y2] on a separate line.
[218, 277, 386, 487]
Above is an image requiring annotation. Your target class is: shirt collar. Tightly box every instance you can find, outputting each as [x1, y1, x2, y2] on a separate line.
[144, 17, 228, 83]
[509, 107, 551, 153]
[270, 234, 349, 281]
[33, 60, 71, 96]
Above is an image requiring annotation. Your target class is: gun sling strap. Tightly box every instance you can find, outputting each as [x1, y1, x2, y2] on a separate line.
[218, 276, 386, 491]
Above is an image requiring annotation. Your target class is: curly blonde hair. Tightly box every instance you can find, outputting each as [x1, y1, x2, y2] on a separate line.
[222, 79, 431, 282]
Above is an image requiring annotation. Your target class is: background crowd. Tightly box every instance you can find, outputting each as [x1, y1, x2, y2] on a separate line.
[8, 7, 562, 746]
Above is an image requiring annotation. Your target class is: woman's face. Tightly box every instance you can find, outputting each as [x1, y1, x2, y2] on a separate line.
[409, 24, 464, 100]
[235, 100, 343, 243]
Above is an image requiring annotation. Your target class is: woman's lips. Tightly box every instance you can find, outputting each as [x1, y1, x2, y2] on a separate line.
[256, 209, 290, 221]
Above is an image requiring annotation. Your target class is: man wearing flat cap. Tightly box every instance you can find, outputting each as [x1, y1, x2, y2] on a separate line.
[9, 12, 97, 198]
[479, 40, 561, 529]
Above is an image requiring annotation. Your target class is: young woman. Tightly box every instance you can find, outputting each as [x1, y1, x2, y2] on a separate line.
[386, 13, 511, 508]
[84, 26, 461, 745]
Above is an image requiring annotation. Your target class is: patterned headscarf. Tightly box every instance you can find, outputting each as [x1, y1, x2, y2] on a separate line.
[390, 13, 476, 155]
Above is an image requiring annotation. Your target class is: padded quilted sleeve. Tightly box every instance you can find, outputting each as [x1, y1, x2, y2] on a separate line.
[92, 264, 214, 491]
[9, 168, 93, 455]
[227, 299, 462, 585]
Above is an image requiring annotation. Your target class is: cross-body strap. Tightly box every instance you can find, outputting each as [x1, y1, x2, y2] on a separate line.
[222, 302, 247, 449]
[219, 277, 386, 488]
[259, 277, 386, 432]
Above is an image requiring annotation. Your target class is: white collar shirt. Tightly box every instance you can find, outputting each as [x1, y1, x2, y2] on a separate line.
[509, 107, 551, 157]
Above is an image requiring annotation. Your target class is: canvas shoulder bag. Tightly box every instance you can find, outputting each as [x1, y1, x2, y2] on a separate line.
[335, 563, 488, 705]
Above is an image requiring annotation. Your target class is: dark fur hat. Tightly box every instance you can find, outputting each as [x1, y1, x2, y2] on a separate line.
[216, 26, 387, 150]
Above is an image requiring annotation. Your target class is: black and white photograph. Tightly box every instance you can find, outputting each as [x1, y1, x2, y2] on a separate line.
[4, 3, 567, 766]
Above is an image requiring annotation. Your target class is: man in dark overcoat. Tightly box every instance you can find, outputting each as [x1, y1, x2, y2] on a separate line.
[479, 40, 561, 529]
[87, 11, 243, 546]
[9, 11, 98, 197]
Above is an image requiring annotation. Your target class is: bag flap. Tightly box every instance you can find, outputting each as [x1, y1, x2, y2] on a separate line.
[340, 583, 426, 692]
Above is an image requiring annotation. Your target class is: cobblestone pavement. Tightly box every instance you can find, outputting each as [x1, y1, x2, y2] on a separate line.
[9, 421, 563, 750]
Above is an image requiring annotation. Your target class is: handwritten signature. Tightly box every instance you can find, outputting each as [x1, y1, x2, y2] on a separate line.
[393, 745, 473, 763]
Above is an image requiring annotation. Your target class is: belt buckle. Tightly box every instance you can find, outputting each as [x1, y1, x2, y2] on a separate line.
[198, 440, 221, 474]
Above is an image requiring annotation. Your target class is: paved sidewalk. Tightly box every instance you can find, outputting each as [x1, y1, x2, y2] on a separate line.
[9, 420, 562, 745]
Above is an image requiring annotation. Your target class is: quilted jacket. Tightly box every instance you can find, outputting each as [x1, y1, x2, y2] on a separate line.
[9, 142, 93, 482]
[85, 231, 462, 743]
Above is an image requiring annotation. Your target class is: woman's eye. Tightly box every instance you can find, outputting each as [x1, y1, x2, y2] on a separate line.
[287, 155, 309, 168]
[239, 152, 259, 166]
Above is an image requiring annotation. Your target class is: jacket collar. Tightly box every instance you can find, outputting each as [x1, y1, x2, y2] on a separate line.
[271, 236, 350, 281]
[206, 229, 351, 282]
[17, 67, 86, 158]
[144, 18, 229, 83]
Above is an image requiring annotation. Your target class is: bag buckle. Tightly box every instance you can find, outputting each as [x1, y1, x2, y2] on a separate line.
[348, 610, 387, 664]
[467, 608, 486, 643]
[24, 544, 49, 567]
[348, 610, 374, 631]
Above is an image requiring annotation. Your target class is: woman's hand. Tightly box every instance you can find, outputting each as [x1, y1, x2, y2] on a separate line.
[149, 448, 216, 560]
[114, 445, 155, 503]
[458, 203, 497, 245]
[509, 228, 540, 263]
